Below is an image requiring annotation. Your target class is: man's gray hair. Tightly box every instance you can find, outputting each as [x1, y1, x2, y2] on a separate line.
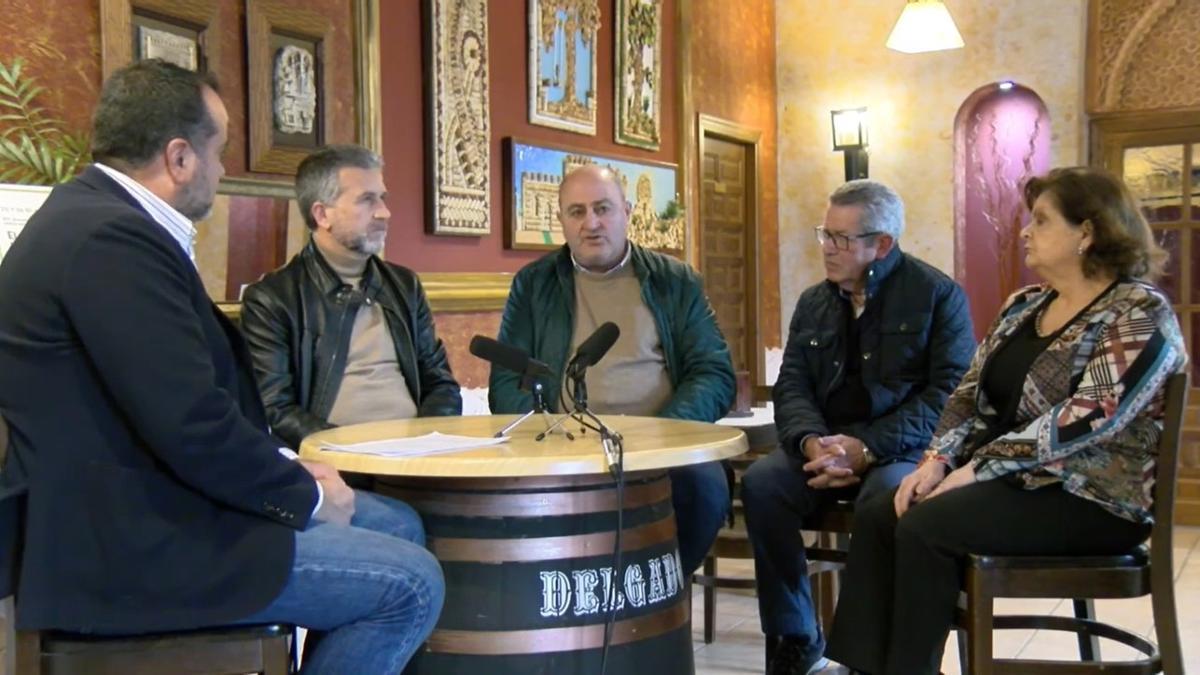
[295, 144, 384, 230]
[828, 179, 905, 240]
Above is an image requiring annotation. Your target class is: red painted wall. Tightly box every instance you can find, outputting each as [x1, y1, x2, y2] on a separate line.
[379, 0, 678, 273]
[0, 0, 356, 180]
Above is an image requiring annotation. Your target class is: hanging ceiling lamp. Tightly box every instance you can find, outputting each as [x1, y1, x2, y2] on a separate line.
[885, 0, 965, 54]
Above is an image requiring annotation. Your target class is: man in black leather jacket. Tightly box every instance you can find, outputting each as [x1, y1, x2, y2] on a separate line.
[241, 144, 461, 451]
[741, 180, 975, 675]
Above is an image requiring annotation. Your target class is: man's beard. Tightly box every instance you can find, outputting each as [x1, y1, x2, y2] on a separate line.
[177, 174, 214, 222]
[335, 228, 386, 256]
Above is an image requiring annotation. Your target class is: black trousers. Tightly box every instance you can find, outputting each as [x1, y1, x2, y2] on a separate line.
[824, 479, 1151, 675]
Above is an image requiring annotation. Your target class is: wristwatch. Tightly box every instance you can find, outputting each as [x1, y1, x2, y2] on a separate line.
[861, 445, 876, 466]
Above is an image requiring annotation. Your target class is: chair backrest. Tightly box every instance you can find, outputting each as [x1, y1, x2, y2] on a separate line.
[1151, 372, 1189, 548]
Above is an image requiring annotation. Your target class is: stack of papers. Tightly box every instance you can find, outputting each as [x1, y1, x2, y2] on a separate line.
[321, 432, 510, 458]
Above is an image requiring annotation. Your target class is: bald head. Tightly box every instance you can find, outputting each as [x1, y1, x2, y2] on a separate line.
[558, 164, 624, 209]
[557, 164, 631, 272]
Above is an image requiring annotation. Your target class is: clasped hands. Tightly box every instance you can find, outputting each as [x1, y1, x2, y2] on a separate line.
[801, 434, 869, 489]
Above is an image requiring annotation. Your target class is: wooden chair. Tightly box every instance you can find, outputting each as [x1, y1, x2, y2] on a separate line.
[801, 501, 855, 633]
[0, 412, 292, 675]
[11, 621, 291, 675]
[956, 372, 1188, 674]
[693, 445, 854, 648]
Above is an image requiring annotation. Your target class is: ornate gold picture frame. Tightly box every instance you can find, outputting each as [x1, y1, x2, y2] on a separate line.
[425, 0, 491, 236]
[528, 0, 600, 135]
[615, 0, 661, 150]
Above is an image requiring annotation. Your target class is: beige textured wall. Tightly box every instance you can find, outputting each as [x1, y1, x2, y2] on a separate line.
[775, 0, 1088, 337]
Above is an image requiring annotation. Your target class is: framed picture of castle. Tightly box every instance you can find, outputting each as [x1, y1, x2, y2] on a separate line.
[503, 137, 683, 251]
[528, 0, 600, 135]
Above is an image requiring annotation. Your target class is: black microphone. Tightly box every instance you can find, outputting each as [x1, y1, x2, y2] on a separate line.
[567, 322, 620, 377]
[469, 336, 552, 377]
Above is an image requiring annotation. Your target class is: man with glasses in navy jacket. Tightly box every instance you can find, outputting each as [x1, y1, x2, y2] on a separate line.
[742, 180, 975, 674]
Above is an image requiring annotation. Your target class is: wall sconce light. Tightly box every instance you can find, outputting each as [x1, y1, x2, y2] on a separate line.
[831, 107, 869, 182]
[885, 0, 965, 54]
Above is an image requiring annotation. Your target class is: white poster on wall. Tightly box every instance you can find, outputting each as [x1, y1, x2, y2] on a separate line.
[0, 182, 52, 266]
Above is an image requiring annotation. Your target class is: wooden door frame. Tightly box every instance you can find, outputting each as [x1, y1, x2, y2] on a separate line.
[1089, 109, 1200, 165]
[1091, 111, 1200, 369]
[696, 113, 765, 385]
[1090, 109, 1200, 522]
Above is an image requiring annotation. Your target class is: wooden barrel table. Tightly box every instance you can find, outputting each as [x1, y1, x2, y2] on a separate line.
[300, 415, 747, 675]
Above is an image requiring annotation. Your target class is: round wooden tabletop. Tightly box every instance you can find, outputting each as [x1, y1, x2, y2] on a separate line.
[299, 414, 749, 478]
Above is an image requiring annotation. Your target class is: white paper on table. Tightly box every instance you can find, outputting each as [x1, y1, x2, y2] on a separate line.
[320, 432, 510, 457]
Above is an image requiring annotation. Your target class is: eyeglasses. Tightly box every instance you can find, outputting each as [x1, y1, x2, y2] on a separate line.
[813, 226, 882, 251]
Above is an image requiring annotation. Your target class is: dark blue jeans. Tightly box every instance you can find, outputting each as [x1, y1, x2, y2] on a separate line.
[670, 460, 730, 575]
[237, 490, 445, 674]
[741, 448, 914, 646]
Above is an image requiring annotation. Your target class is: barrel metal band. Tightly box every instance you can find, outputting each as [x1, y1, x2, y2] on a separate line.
[377, 469, 665, 491]
[380, 478, 669, 517]
[429, 514, 678, 563]
[425, 599, 689, 655]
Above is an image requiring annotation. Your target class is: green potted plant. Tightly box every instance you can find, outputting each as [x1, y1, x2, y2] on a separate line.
[0, 57, 90, 185]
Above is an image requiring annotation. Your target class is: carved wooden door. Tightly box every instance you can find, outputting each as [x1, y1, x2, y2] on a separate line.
[700, 132, 756, 376]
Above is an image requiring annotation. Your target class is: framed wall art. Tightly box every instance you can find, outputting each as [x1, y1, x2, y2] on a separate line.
[615, 0, 661, 150]
[504, 137, 683, 251]
[528, 0, 600, 135]
[99, 0, 219, 78]
[424, 0, 491, 236]
[246, 0, 333, 175]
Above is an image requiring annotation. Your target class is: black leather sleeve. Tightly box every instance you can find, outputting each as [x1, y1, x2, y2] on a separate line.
[240, 283, 334, 449]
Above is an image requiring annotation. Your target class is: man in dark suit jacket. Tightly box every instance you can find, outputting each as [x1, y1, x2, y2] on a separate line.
[0, 60, 443, 673]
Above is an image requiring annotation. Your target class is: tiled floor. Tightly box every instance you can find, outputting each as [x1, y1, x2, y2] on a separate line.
[3, 529, 1197, 674]
[692, 526, 1200, 674]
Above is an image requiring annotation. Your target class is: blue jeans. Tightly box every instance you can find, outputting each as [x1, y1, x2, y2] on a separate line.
[741, 448, 914, 646]
[670, 460, 730, 575]
[238, 490, 445, 674]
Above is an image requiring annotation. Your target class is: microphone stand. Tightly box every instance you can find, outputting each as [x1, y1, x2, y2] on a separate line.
[535, 361, 627, 675]
[537, 367, 624, 478]
[495, 369, 570, 439]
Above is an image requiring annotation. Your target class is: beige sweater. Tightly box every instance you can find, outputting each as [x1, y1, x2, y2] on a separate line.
[570, 263, 673, 416]
[322, 247, 418, 425]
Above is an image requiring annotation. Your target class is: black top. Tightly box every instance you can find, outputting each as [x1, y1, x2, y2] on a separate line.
[982, 312, 1056, 430]
[982, 281, 1121, 432]
[825, 300, 873, 429]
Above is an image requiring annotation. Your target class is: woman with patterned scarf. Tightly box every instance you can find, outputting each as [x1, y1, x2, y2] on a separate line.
[823, 166, 1188, 675]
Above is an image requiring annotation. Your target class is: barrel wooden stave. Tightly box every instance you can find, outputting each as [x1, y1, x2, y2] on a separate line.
[379, 471, 694, 675]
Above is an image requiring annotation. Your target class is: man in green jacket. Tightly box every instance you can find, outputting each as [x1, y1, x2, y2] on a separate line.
[490, 164, 735, 575]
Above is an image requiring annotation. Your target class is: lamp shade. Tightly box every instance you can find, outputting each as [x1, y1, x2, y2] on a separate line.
[831, 108, 868, 151]
[886, 0, 965, 54]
